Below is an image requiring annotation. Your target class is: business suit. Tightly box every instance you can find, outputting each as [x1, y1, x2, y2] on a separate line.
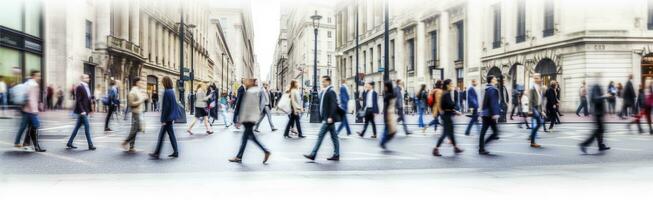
[465, 86, 480, 135]
[307, 86, 341, 159]
[437, 91, 458, 148]
[580, 84, 610, 152]
[358, 90, 379, 137]
[104, 86, 119, 131]
[232, 85, 246, 123]
[151, 89, 181, 158]
[479, 84, 501, 153]
[67, 83, 95, 149]
[544, 87, 558, 129]
[336, 84, 352, 135]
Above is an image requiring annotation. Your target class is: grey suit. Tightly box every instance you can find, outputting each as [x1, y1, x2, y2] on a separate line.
[255, 88, 276, 131]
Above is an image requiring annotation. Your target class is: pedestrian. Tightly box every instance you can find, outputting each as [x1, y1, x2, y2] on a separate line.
[0, 75, 7, 114]
[544, 81, 559, 130]
[510, 85, 520, 120]
[229, 78, 271, 164]
[122, 77, 148, 152]
[186, 84, 213, 135]
[149, 76, 181, 159]
[425, 80, 443, 133]
[529, 73, 545, 148]
[304, 76, 342, 161]
[619, 74, 636, 119]
[254, 83, 277, 132]
[394, 79, 412, 135]
[380, 81, 398, 149]
[478, 75, 501, 155]
[55, 87, 64, 110]
[518, 90, 531, 129]
[282, 80, 305, 138]
[66, 74, 96, 150]
[580, 74, 611, 153]
[464, 79, 480, 136]
[357, 82, 379, 138]
[576, 81, 589, 117]
[151, 91, 159, 112]
[13, 71, 46, 152]
[232, 80, 246, 129]
[554, 80, 564, 120]
[433, 79, 463, 156]
[416, 84, 428, 129]
[607, 81, 617, 114]
[104, 80, 120, 132]
[629, 80, 653, 134]
[46, 84, 54, 110]
[219, 92, 233, 127]
[336, 79, 352, 135]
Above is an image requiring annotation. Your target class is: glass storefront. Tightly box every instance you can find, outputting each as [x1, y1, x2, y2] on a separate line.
[0, 0, 43, 87]
[0, 47, 21, 86]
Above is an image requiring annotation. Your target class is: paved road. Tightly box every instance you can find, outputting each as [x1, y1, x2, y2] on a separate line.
[1, 110, 653, 199]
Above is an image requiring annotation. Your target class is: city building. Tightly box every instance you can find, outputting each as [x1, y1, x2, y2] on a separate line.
[271, 11, 289, 91]
[0, 0, 44, 88]
[335, 0, 653, 112]
[275, 0, 336, 93]
[209, 14, 233, 93]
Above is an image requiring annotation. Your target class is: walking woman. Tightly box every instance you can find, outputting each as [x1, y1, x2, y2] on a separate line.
[425, 80, 443, 133]
[607, 81, 617, 114]
[544, 81, 559, 130]
[229, 79, 271, 164]
[219, 92, 233, 127]
[518, 90, 531, 129]
[283, 80, 305, 138]
[149, 76, 181, 159]
[186, 84, 213, 135]
[416, 84, 428, 128]
[380, 81, 397, 149]
[432, 79, 463, 156]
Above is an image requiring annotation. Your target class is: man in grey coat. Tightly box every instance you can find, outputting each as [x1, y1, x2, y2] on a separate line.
[255, 83, 277, 132]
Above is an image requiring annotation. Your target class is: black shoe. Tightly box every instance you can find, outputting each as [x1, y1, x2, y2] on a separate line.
[271, 128, 278, 131]
[599, 146, 611, 151]
[357, 132, 364, 137]
[284, 135, 292, 139]
[298, 135, 306, 138]
[228, 157, 242, 163]
[405, 132, 413, 135]
[168, 153, 178, 158]
[104, 128, 113, 132]
[88, 146, 96, 151]
[579, 145, 588, 154]
[263, 152, 271, 164]
[326, 155, 340, 161]
[432, 148, 442, 157]
[66, 144, 78, 149]
[479, 150, 490, 155]
[454, 147, 464, 154]
[303, 154, 316, 160]
[576, 113, 581, 117]
[35, 148, 46, 152]
[149, 153, 160, 159]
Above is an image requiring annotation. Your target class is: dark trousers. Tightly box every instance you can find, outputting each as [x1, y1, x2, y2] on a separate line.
[360, 110, 377, 136]
[67, 114, 94, 147]
[236, 122, 269, 158]
[632, 108, 652, 133]
[310, 122, 339, 156]
[547, 107, 558, 129]
[464, 109, 480, 135]
[576, 96, 589, 116]
[479, 116, 499, 151]
[436, 113, 456, 147]
[396, 107, 410, 133]
[105, 105, 116, 129]
[15, 112, 41, 149]
[581, 115, 606, 148]
[255, 106, 275, 130]
[336, 111, 352, 135]
[619, 101, 635, 118]
[283, 113, 303, 137]
[153, 121, 178, 155]
[530, 108, 545, 144]
[510, 104, 519, 118]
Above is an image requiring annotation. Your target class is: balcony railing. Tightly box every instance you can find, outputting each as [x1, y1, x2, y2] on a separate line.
[426, 59, 439, 68]
[107, 35, 143, 59]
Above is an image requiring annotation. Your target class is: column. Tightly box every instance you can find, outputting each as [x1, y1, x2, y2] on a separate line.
[157, 24, 163, 65]
[395, 29, 405, 81]
[129, 0, 140, 44]
[95, 0, 111, 49]
[416, 22, 426, 83]
[119, 0, 129, 39]
[141, 16, 149, 59]
[439, 11, 450, 80]
[150, 17, 156, 62]
[163, 28, 168, 67]
[466, 0, 483, 85]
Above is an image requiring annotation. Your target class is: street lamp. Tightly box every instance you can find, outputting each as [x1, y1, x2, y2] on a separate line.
[355, 0, 362, 123]
[221, 53, 226, 91]
[175, 6, 195, 123]
[188, 24, 196, 115]
[309, 10, 322, 123]
[383, 0, 390, 82]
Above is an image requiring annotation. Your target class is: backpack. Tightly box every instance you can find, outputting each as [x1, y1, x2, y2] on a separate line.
[10, 83, 28, 105]
[101, 96, 110, 106]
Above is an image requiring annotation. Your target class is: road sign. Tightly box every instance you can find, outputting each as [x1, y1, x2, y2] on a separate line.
[378, 66, 384, 72]
[182, 75, 191, 81]
[183, 68, 191, 73]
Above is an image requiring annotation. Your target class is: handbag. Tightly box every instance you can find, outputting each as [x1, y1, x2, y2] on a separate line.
[357, 107, 367, 118]
[277, 93, 292, 114]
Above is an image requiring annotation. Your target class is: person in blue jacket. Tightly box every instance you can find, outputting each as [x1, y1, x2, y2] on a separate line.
[149, 76, 181, 159]
[464, 79, 480, 136]
[336, 80, 352, 135]
[478, 75, 501, 155]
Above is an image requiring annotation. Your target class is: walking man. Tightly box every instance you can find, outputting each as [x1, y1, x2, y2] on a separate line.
[122, 77, 148, 152]
[254, 83, 277, 132]
[13, 71, 46, 152]
[336, 80, 352, 135]
[529, 73, 545, 148]
[619, 74, 636, 119]
[478, 76, 501, 155]
[105, 80, 120, 132]
[357, 82, 379, 138]
[229, 79, 271, 164]
[66, 74, 96, 150]
[464, 79, 480, 136]
[581, 75, 611, 153]
[576, 81, 589, 117]
[304, 76, 341, 161]
[394, 79, 412, 135]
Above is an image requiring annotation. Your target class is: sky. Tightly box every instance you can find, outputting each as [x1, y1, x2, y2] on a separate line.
[251, 0, 281, 81]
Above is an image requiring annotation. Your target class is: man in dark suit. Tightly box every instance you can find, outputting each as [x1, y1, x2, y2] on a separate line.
[581, 76, 610, 153]
[479, 75, 501, 155]
[357, 82, 379, 138]
[232, 79, 246, 129]
[465, 79, 480, 136]
[304, 76, 342, 161]
[336, 80, 352, 135]
[67, 74, 96, 150]
[104, 80, 120, 132]
[620, 74, 636, 119]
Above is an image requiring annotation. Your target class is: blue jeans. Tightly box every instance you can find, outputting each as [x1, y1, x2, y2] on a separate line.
[337, 111, 352, 135]
[417, 104, 425, 128]
[219, 110, 229, 125]
[67, 114, 94, 147]
[153, 121, 178, 155]
[0, 93, 7, 107]
[14, 112, 40, 145]
[465, 109, 480, 135]
[311, 122, 339, 157]
[530, 108, 545, 144]
[428, 115, 440, 131]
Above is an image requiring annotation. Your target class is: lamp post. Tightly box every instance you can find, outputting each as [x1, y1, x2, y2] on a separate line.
[383, 0, 390, 82]
[221, 53, 226, 91]
[175, 6, 195, 123]
[188, 27, 196, 115]
[309, 10, 322, 123]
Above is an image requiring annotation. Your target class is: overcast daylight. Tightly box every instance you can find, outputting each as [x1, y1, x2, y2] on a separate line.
[2, 0, 653, 199]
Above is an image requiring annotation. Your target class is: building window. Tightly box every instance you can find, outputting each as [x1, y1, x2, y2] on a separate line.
[407, 39, 415, 72]
[543, 0, 554, 37]
[85, 20, 93, 49]
[648, 0, 653, 30]
[327, 17, 332, 23]
[455, 21, 464, 61]
[516, 0, 526, 43]
[492, 4, 501, 49]
[369, 47, 374, 73]
[363, 51, 367, 73]
[327, 31, 332, 38]
[430, 31, 437, 62]
[0, 0, 42, 37]
[377, 44, 381, 72]
[456, 68, 464, 89]
[327, 53, 332, 66]
[390, 39, 395, 71]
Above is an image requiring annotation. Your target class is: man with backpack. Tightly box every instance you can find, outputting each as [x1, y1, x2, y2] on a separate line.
[13, 70, 46, 152]
[425, 80, 443, 133]
[104, 80, 120, 132]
